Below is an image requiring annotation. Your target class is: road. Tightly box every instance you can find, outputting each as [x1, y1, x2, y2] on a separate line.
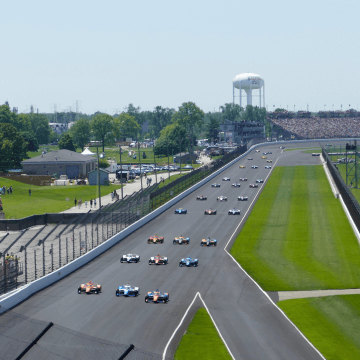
[4, 142, 327, 359]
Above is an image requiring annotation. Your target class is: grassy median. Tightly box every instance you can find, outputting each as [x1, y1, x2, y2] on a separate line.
[278, 295, 360, 360]
[230, 165, 360, 291]
[0, 178, 122, 219]
[174, 308, 231, 360]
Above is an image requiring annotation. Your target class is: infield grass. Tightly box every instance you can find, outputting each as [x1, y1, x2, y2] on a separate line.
[0, 178, 121, 219]
[174, 308, 231, 360]
[230, 165, 360, 291]
[278, 295, 360, 360]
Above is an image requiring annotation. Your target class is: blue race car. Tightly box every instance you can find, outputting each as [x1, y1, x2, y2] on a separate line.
[175, 208, 187, 214]
[115, 283, 140, 297]
[179, 256, 199, 267]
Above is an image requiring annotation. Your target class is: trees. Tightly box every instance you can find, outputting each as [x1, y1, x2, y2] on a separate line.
[90, 114, 114, 152]
[29, 113, 51, 145]
[58, 134, 76, 152]
[149, 106, 174, 138]
[205, 113, 220, 142]
[0, 124, 27, 171]
[70, 118, 91, 151]
[124, 103, 145, 126]
[243, 105, 267, 123]
[113, 113, 140, 140]
[219, 103, 243, 122]
[21, 132, 39, 152]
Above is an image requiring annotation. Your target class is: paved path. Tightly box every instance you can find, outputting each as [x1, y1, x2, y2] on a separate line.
[270, 289, 360, 302]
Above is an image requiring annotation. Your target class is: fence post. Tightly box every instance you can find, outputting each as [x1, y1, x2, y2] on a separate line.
[51, 244, 54, 272]
[91, 222, 94, 249]
[107, 220, 109, 239]
[15, 255, 18, 289]
[34, 250, 37, 280]
[66, 237, 68, 264]
[25, 248, 27, 284]
[79, 232, 82, 257]
[58, 236, 61, 268]
[72, 232, 75, 261]
[112, 212, 114, 236]
[97, 224, 99, 246]
[42, 240, 45, 277]
[85, 226, 88, 253]
[3, 255, 7, 293]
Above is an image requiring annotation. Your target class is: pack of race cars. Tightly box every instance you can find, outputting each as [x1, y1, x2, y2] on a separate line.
[78, 148, 274, 304]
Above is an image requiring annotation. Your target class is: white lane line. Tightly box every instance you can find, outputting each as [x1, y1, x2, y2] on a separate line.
[223, 155, 326, 360]
[198, 293, 236, 360]
[162, 292, 200, 360]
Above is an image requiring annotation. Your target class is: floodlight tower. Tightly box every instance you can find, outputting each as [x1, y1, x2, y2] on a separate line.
[233, 73, 265, 108]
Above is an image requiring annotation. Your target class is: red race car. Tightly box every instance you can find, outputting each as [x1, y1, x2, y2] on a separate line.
[148, 235, 164, 244]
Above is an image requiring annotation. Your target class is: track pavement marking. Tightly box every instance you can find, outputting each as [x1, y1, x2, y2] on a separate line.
[162, 292, 235, 360]
[223, 155, 326, 360]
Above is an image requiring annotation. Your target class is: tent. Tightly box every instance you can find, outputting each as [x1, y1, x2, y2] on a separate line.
[81, 147, 95, 155]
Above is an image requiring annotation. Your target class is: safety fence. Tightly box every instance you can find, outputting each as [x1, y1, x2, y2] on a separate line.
[0, 310, 170, 360]
[322, 147, 360, 233]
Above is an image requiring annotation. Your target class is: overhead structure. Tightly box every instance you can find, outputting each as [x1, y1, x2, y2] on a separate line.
[233, 73, 265, 108]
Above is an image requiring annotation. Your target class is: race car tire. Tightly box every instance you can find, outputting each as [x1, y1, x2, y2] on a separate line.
[116, 290, 119, 297]
[193, 263, 197, 267]
[204, 212, 207, 215]
[174, 211, 177, 214]
[179, 263, 183, 267]
[145, 296, 149, 303]
[225, 199, 227, 201]
[148, 260, 152, 265]
[135, 259, 138, 263]
[94, 290, 98, 294]
[77, 288, 81, 294]
[120, 258, 123, 263]
[147, 240, 151, 244]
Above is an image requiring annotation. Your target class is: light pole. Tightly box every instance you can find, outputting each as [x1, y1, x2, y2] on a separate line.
[137, 141, 143, 190]
[96, 146, 102, 210]
[166, 140, 170, 180]
[153, 138, 158, 184]
[179, 138, 183, 174]
[119, 144, 123, 199]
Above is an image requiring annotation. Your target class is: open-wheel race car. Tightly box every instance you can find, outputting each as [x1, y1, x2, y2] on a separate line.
[217, 195, 227, 201]
[120, 253, 140, 263]
[267, 160, 273, 163]
[78, 281, 102, 295]
[232, 183, 241, 187]
[211, 183, 220, 187]
[239, 177, 248, 181]
[265, 165, 272, 169]
[196, 195, 207, 200]
[238, 195, 248, 201]
[228, 208, 241, 215]
[148, 235, 164, 244]
[201, 238, 217, 246]
[175, 208, 187, 214]
[251, 165, 258, 169]
[173, 236, 190, 245]
[149, 254, 168, 265]
[179, 256, 199, 267]
[116, 283, 139, 297]
[239, 165, 246, 168]
[222, 177, 231, 181]
[249, 184, 259, 188]
[145, 289, 169, 303]
[204, 208, 217, 215]
[256, 179, 264, 183]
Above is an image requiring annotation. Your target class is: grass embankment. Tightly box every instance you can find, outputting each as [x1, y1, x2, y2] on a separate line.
[0, 178, 121, 219]
[284, 147, 321, 152]
[335, 163, 360, 203]
[278, 295, 360, 360]
[230, 165, 360, 291]
[174, 308, 231, 360]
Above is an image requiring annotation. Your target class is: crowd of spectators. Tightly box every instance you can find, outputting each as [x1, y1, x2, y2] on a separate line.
[270, 117, 360, 139]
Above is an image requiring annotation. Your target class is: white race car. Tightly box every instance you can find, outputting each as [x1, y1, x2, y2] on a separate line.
[265, 165, 272, 169]
[120, 253, 140, 263]
[238, 196, 248, 201]
[256, 179, 264, 183]
[228, 208, 241, 215]
[256, 150, 260, 153]
[222, 177, 231, 181]
[116, 283, 140, 297]
[217, 196, 227, 201]
[251, 165, 258, 169]
[232, 183, 241, 187]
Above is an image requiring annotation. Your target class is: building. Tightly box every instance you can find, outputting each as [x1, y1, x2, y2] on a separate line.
[88, 169, 109, 185]
[49, 123, 68, 135]
[21, 150, 97, 178]
[219, 120, 265, 145]
[173, 153, 197, 164]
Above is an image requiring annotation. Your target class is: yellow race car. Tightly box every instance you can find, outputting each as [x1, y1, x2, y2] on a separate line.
[239, 165, 246, 168]
[262, 156, 267, 159]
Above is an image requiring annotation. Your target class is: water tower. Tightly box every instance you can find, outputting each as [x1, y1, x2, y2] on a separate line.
[233, 73, 265, 108]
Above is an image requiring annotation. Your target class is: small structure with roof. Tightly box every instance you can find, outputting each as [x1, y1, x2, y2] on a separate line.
[88, 169, 110, 185]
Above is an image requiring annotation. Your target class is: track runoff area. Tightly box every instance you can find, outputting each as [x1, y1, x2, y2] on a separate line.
[7, 142, 345, 360]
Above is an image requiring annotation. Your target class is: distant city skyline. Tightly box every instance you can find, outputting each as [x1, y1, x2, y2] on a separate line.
[2, 0, 359, 115]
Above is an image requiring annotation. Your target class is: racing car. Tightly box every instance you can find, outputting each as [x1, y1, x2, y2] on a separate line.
[201, 237, 217, 246]
[211, 183, 220, 187]
[279, 146, 285, 149]
[248, 158, 253, 160]
[268, 151, 272, 154]
[256, 150, 260, 152]
[262, 156, 267, 159]
[175, 208, 187, 214]
[239, 177, 248, 181]
[265, 165, 272, 169]
[173, 235, 190, 245]
[120, 253, 140, 263]
[228, 208, 241, 215]
[267, 160, 272, 163]
[78, 281, 102, 295]
[263, 152, 267, 155]
[179, 256, 199, 267]
[116, 283, 139, 297]
[222, 177, 231, 181]
[256, 179, 264, 183]
[232, 183, 241, 187]
[204, 208, 217, 215]
[249, 184, 259, 188]
[238, 196, 248, 201]
[239, 165, 246, 168]
[148, 235, 164, 244]
[149, 254, 168, 265]
[217, 195, 227, 201]
[145, 290, 169, 303]
[251, 165, 258, 169]
[196, 195, 207, 200]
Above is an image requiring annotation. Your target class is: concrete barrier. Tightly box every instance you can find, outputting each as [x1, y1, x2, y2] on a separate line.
[1, 138, 358, 311]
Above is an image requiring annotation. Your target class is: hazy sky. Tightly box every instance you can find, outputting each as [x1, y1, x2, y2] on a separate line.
[1, 0, 359, 114]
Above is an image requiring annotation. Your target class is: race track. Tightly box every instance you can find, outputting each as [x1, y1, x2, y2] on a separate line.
[6, 143, 327, 359]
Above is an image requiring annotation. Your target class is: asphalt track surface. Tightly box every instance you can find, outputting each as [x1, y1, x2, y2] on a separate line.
[6, 142, 335, 360]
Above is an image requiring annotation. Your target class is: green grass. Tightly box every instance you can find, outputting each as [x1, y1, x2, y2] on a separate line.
[0, 178, 122, 219]
[230, 165, 360, 291]
[284, 147, 321, 152]
[335, 163, 360, 203]
[278, 295, 360, 360]
[174, 308, 232, 360]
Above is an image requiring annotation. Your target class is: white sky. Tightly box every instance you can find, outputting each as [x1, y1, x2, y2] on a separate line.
[1, 0, 359, 114]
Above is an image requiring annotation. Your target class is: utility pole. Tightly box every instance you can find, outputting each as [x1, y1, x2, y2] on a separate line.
[119, 144, 124, 199]
[97, 146, 101, 210]
[137, 141, 143, 190]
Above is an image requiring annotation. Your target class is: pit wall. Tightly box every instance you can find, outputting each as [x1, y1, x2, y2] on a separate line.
[1, 138, 359, 311]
